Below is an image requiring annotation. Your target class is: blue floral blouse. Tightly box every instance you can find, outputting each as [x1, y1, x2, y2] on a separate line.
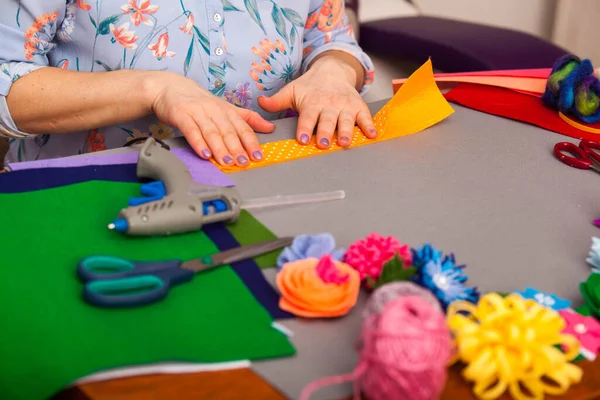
[0, 0, 374, 164]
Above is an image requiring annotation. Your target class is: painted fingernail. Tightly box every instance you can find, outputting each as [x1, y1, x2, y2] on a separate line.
[339, 136, 351, 145]
[237, 155, 249, 165]
[369, 129, 378, 137]
[201, 148, 212, 158]
[252, 150, 263, 160]
[300, 133, 310, 144]
[223, 155, 234, 164]
[320, 138, 330, 147]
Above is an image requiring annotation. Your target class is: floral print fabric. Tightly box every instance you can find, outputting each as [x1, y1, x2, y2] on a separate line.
[0, 0, 373, 164]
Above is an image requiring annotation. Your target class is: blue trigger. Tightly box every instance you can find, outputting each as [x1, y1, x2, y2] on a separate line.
[201, 200, 228, 215]
[213, 200, 227, 212]
[128, 181, 167, 206]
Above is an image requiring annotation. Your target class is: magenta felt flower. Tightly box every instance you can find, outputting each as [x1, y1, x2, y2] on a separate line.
[560, 309, 600, 359]
[344, 233, 412, 286]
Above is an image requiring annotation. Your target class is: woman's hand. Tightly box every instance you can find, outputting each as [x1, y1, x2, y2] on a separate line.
[258, 52, 377, 149]
[150, 72, 275, 166]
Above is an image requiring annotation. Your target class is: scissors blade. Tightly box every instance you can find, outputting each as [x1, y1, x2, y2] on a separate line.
[182, 237, 294, 272]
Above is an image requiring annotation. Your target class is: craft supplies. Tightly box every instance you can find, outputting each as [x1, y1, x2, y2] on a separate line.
[212, 59, 454, 172]
[447, 293, 582, 400]
[344, 233, 412, 287]
[543, 54, 600, 125]
[365, 254, 417, 290]
[444, 83, 600, 142]
[276, 255, 360, 318]
[276, 233, 345, 271]
[299, 289, 452, 400]
[553, 140, 600, 175]
[109, 138, 345, 236]
[6, 146, 235, 187]
[362, 281, 442, 318]
[411, 244, 479, 309]
[586, 237, 600, 273]
[78, 237, 293, 308]
[580, 274, 600, 318]
[515, 287, 571, 310]
[560, 310, 600, 361]
[0, 180, 295, 400]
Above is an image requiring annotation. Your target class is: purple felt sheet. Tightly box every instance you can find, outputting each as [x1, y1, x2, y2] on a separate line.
[7, 148, 234, 187]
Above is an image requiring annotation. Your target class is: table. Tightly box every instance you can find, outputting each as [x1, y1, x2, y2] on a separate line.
[61, 99, 600, 399]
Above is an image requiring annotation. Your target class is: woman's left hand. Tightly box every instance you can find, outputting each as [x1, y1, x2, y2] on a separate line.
[257, 53, 377, 149]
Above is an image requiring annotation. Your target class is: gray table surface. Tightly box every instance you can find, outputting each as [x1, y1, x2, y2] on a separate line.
[87, 100, 599, 399]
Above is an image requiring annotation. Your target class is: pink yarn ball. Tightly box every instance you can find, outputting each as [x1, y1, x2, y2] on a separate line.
[356, 296, 452, 400]
[344, 233, 412, 286]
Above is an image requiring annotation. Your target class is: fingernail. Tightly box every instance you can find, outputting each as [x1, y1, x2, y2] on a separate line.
[201, 148, 212, 158]
[237, 155, 249, 165]
[252, 150, 263, 160]
[339, 136, 351, 145]
[268, 121, 276, 126]
[319, 138, 330, 147]
[300, 133, 310, 144]
[223, 155, 234, 164]
[369, 129, 378, 137]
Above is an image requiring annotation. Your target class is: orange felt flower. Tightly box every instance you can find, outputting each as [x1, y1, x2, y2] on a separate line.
[277, 256, 360, 318]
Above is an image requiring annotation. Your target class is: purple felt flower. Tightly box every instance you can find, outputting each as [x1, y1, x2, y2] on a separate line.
[277, 233, 345, 271]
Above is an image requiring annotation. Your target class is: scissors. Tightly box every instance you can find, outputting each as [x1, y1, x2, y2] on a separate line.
[77, 237, 293, 308]
[554, 140, 600, 174]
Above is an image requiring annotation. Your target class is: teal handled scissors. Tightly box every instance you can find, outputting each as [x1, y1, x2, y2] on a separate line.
[77, 237, 293, 308]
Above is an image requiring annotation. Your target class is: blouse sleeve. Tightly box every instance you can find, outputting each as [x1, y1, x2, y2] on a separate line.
[0, 1, 64, 138]
[301, 0, 374, 95]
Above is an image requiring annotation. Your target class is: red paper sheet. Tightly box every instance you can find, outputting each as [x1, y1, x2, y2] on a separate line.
[443, 83, 600, 142]
[434, 68, 552, 79]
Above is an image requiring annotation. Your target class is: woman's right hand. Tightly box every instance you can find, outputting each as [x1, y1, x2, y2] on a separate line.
[148, 71, 275, 167]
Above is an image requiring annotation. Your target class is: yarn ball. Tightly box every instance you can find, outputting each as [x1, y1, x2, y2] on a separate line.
[542, 54, 600, 124]
[276, 255, 360, 318]
[344, 233, 412, 288]
[362, 281, 442, 319]
[299, 295, 452, 400]
[276, 233, 345, 271]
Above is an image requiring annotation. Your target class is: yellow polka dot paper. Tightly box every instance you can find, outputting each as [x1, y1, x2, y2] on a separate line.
[212, 59, 455, 172]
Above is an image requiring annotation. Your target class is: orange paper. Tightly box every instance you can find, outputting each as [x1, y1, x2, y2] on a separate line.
[276, 258, 360, 318]
[213, 59, 455, 172]
[393, 75, 547, 96]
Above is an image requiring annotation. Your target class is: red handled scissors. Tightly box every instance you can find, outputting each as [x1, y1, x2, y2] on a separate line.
[553, 140, 600, 174]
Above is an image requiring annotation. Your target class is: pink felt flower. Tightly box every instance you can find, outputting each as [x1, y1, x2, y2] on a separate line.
[316, 254, 349, 285]
[344, 233, 412, 286]
[560, 309, 600, 356]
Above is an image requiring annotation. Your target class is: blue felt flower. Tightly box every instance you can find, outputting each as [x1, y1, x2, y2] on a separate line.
[515, 287, 571, 310]
[416, 256, 479, 309]
[411, 243, 443, 270]
[276, 233, 345, 271]
[586, 237, 600, 274]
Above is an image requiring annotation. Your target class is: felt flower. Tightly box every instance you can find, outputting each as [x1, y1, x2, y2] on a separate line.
[586, 237, 600, 274]
[580, 273, 600, 318]
[411, 243, 443, 270]
[416, 257, 478, 309]
[344, 233, 412, 287]
[276, 233, 344, 271]
[560, 309, 600, 360]
[515, 287, 571, 311]
[276, 255, 360, 318]
[447, 293, 582, 400]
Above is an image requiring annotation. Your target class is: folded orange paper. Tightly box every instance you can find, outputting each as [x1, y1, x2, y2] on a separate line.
[212, 59, 455, 172]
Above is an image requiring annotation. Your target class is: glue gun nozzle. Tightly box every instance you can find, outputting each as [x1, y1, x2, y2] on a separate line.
[108, 223, 115, 230]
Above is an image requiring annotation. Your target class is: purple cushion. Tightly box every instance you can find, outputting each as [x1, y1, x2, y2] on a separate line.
[359, 16, 568, 71]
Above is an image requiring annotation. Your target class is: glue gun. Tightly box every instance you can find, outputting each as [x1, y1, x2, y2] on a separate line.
[108, 138, 242, 236]
[109, 138, 347, 236]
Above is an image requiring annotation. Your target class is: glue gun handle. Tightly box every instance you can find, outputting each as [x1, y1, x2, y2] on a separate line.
[137, 138, 193, 194]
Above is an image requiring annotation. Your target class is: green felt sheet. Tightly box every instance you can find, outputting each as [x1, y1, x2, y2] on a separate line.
[228, 211, 279, 269]
[0, 181, 294, 400]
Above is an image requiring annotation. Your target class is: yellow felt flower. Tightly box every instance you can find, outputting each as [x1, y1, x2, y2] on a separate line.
[447, 293, 582, 400]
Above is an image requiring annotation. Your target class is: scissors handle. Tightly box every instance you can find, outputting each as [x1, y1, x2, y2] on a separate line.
[580, 140, 600, 165]
[553, 142, 593, 170]
[78, 255, 193, 308]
